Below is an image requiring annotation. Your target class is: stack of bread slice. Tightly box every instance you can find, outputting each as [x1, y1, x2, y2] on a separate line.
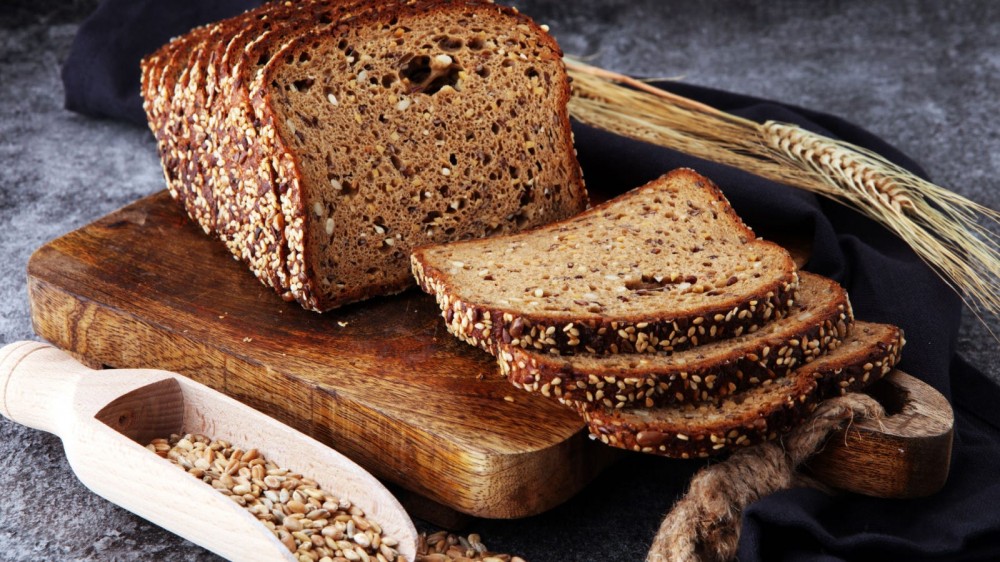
[412, 168, 905, 458]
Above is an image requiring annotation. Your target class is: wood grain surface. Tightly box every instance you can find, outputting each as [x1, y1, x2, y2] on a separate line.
[27, 191, 618, 519]
[808, 370, 954, 498]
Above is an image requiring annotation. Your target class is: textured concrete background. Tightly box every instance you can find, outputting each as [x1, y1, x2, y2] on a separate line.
[1, 1, 997, 560]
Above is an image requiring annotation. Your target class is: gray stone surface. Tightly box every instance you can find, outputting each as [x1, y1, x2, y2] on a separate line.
[0, 1, 996, 560]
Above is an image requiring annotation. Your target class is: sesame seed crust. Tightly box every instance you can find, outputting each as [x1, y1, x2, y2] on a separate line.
[581, 320, 904, 458]
[814, 322, 904, 399]
[142, 5, 292, 292]
[143, 23, 216, 222]
[497, 272, 854, 409]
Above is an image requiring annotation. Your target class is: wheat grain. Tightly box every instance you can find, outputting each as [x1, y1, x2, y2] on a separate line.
[150, 433, 404, 562]
[150, 434, 526, 561]
[415, 531, 525, 562]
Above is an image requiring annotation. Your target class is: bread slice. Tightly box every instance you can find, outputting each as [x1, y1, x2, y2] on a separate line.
[145, 1, 381, 294]
[582, 321, 904, 458]
[225, 1, 428, 296]
[498, 272, 853, 409]
[412, 169, 799, 356]
[201, 1, 387, 293]
[141, 0, 587, 311]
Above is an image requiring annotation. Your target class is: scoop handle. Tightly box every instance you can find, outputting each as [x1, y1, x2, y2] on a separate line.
[0, 340, 86, 435]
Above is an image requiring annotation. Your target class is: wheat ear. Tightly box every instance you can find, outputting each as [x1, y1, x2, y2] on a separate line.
[564, 58, 1000, 322]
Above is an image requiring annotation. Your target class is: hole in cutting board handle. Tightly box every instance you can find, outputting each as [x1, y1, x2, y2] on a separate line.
[94, 378, 185, 445]
[862, 377, 908, 417]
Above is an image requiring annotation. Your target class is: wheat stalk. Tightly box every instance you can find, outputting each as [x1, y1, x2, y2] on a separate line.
[564, 58, 1000, 323]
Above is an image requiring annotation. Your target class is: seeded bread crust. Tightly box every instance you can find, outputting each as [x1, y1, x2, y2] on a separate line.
[143, 25, 214, 223]
[815, 322, 906, 398]
[583, 321, 904, 458]
[411, 169, 799, 357]
[498, 272, 853, 409]
[141, 22, 212, 136]
[168, 29, 222, 231]
[176, 21, 232, 234]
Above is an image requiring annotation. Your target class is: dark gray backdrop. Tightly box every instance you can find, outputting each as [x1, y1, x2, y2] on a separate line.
[1, 1, 997, 560]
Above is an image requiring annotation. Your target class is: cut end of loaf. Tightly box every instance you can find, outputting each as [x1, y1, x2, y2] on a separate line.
[140, 0, 586, 312]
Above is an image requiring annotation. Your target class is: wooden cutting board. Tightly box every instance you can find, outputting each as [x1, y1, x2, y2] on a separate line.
[27, 191, 618, 519]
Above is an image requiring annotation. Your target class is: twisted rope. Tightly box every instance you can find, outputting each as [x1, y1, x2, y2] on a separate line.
[647, 394, 884, 562]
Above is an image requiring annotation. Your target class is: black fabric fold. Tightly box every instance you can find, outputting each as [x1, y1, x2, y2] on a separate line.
[62, 0, 264, 124]
[61, 1, 1000, 559]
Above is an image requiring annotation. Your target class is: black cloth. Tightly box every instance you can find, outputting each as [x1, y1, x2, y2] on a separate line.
[62, 2, 1000, 560]
[62, 0, 266, 124]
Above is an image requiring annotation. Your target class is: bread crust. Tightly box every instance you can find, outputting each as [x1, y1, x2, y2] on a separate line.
[498, 272, 853, 409]
[143, 23, 214, 223]
[582, 321, 904, 458]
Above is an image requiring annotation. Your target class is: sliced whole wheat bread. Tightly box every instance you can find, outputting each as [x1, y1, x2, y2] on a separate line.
[140, 0, 587, 311]
[144, 1, 405, 295]
[582, 321, 905, 458]
[498, 271, 853, 409]
[250, 0, 587, 310]
[201, 1, 388, 294]
[412, 169, 800, 356]
[227, 1, 426, 299]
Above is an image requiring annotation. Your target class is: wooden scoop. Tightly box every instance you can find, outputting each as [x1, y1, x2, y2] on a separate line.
[0, 341, 418, 562]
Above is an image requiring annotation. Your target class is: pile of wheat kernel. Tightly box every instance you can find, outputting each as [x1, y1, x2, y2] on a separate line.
[149, 434, 526, 561]
[148, 433, 404, 562]
[415, 531, 526, 562]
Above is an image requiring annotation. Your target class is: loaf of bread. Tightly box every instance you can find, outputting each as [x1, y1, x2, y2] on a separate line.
[583, 321, 905, 458]
[498, 272, 853, 409]
[412, 169, 800, 356]
[140, 0, 588, 311]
